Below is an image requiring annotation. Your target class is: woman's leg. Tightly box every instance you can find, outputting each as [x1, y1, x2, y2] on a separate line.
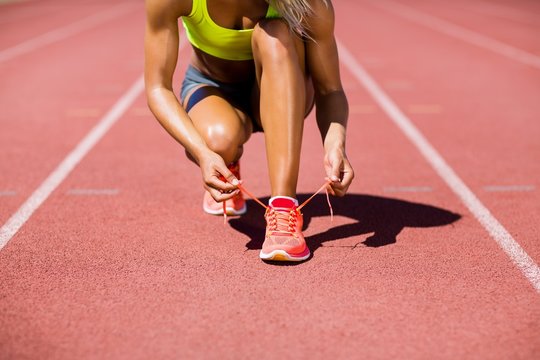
[183, 86, 252, 215]
[251, 20, 314, 198]
[182, 85, 253, 165]
[252, 20, 315, 261]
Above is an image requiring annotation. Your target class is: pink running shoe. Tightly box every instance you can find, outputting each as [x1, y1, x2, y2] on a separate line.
[259, 197, 310, 262]
[202, 161, 246, 216]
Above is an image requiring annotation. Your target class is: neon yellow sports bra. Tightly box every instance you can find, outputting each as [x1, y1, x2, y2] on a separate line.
[182, 0, 280, 61]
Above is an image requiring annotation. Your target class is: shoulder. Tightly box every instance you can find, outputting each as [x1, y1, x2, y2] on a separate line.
[145, 0, 192, 24]
[309, 0, 334, 14]
[305, 0, 335, 39]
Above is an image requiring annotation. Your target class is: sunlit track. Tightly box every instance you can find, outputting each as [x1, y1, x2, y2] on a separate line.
[0, 28, 188, 248]
[0, 0, 539, 358]
[337, 39, 540, 292]
[0, 76, 144, 250]
[0, 2, 137, 63]
[370, 0, 540, 70]
[0, 1, 102, 26]
[456, 1, 540, 25]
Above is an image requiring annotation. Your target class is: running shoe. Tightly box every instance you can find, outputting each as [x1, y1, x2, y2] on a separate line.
[259, 197, 310, 262]
[202, 161, 247, 216]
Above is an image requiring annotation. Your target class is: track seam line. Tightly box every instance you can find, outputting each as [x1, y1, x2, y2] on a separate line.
[0, 36, 190, 250]
[466, 1, 539, 26]
[0, 2, 137, 63]
[337, 40, 540, 293]
[369, 0, 540, 70]
[0, 75, 144, 250]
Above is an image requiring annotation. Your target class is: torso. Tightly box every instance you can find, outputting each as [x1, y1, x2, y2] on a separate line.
[205, 0, 270, 31]
[181, 0, 273, 83]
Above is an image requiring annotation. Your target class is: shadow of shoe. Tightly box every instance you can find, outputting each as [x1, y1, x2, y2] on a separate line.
[228, 193, 461, 256]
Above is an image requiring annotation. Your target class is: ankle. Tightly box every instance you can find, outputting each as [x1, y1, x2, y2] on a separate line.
[269, 196, 298, 208]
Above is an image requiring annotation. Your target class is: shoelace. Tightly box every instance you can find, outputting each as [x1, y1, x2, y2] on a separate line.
[222, 180, 334, 225]
[264, 206, 299, 237]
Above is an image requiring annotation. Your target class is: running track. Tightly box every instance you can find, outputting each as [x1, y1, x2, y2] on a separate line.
[0, 0, 539, 358]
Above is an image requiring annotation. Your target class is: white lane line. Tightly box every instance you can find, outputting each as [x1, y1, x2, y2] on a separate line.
[484, 185, 535, 192]
[0, 2, 137, 63]
[370, 0, 540, 70]
[67, 188, 120, 196]
[338, 40, 540, 292]
[457, 0, 539, 26]
[0, 76, 144, 250]
[384, 186, 433, 193]
[0, 191, 17, 197]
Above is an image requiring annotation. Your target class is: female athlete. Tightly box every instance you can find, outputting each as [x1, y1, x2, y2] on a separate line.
[145, 0, 354, 261]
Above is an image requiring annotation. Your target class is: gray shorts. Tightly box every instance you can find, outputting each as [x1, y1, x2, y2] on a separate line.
[180, 65, 263, 132]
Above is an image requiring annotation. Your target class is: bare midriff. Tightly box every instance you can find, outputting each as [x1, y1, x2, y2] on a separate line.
[190, 47, 256, 84]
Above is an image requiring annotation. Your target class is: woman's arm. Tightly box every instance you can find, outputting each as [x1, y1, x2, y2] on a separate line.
[305, 0, 354, 196]
[144, 0, 239, 200]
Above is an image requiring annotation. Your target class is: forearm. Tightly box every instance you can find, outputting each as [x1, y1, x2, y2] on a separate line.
[147, 87, 210, 163]
[315, 90, 349, 151]
[316, 89, 354, 194]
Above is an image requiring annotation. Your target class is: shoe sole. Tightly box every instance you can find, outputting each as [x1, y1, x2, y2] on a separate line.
[259, 249, 310, 262]
[203, 204, 247, 216]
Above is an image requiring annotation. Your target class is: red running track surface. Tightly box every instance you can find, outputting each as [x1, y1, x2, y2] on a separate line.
[0, 0, 539, 358]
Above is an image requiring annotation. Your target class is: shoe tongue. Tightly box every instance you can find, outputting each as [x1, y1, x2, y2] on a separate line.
[270, 197, 296, 209]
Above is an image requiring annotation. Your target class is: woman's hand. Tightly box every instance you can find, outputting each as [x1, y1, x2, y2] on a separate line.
[198, 150, 241, 202]
[324, 146, 354, 197]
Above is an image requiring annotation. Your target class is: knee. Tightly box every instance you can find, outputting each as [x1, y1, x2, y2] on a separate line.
[203, 123, 243, 163]
[252, 19, 297, 61]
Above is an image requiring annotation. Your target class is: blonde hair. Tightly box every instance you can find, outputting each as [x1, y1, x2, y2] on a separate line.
[267, 0, 327, 37]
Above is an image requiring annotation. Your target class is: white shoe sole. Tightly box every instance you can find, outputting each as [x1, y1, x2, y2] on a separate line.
[203, 203, 247, 216]
[259, 249, 310, 262]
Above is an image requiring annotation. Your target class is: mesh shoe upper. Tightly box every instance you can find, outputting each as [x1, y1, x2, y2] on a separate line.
[261, 197, 308, 258]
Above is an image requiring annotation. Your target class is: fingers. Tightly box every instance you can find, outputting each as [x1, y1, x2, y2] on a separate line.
[206, 186, 241, 202]
[329, 158, 342, 183]
[326, 158, 354, 197]
[205, 172, 238, 192]
[205, 171, 242, 202]
[329, 173, 353, 197]
[201, 158, 242, 202]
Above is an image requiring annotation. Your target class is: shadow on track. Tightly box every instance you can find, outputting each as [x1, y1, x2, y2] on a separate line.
[229, 193, 461, 254]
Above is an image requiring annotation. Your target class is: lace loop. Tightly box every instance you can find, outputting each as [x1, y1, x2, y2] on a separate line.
[228, 180, 333, 224]
[297, 181, 334, 222]
[264, 207, 299, 236]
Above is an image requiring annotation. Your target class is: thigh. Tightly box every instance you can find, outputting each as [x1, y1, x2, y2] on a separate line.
[250, 20, 315, 129]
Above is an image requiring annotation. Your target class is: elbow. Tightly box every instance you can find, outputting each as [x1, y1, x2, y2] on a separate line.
[145, 85, 165, 115]
[145, 91, 157, 117]
[145, 89, 156, 112]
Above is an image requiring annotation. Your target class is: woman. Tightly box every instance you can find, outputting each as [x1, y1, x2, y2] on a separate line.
[144, 0, 354, 262]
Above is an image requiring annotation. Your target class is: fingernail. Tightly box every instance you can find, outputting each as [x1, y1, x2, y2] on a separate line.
[232, 179, 239, 186]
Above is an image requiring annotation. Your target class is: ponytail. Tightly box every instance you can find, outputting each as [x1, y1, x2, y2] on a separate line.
[267, 0, 328, 37]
